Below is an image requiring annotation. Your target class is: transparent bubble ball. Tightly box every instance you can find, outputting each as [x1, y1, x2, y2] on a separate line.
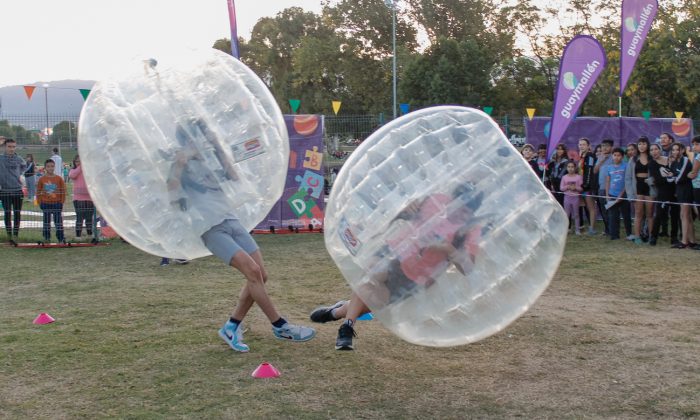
[324, 106, 567, 347]
[78, 49, 288, 259]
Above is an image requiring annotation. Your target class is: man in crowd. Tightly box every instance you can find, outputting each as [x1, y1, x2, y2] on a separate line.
[594, 139, 614, 236]
[0, 137, 27, 244]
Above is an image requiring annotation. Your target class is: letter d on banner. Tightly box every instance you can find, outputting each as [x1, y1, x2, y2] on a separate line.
[548, 35, 607, 154]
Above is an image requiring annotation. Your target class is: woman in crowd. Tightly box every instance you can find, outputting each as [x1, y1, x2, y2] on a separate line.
[577, 138, 597, 234]
[667, 142, 695, 249]
[623, 143, 638, 241]
[548, 144, 569, 207]
[631, 137, 654, 244]
[68, 155, 96, 239]
[648, 143, 678, 246]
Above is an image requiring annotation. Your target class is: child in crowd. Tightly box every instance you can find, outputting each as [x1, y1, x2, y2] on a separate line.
[560, 161, 583, 235]
[605, 148, 628, 240]
[37, 159, 66, 243]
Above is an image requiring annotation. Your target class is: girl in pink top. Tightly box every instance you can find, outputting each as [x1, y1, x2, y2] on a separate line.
[68, 155, 95, 238]
[560, 161, 583, 234]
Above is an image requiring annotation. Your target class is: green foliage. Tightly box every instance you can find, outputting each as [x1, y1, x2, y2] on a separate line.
[0, 120, 41, 144]
[210, 0, 698, 119]
[51, 121, 77, 146]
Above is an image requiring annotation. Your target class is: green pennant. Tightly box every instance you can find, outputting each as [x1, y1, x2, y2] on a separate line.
[642, 111, 651, 121]
[483, 106, 493, 116]
[79, 89, 91, 101]
[289, 99, 301, 113]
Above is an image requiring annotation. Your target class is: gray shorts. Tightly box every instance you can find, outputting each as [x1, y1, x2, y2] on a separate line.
[201, 219, 259, 265]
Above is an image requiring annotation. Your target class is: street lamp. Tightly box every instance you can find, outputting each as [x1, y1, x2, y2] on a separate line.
[42, 83, 54, 152]
[384, 0, 397, 119]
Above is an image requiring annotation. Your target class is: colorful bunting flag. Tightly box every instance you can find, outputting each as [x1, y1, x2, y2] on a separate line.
[79, 89, 91, 101]
[332, 101, 341, 115]
[23, 86, 36, 100]
[642, 110, 651, 121]
[289, 99, 301, 113]
[526, 108, 536, 121]
[483, 106, 493, 116]
[674, 111, 683, 120]
[399, 103, 410, 115]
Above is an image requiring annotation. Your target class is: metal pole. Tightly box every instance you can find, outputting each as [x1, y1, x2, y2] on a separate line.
[391, 5, 397, 120]
[43, 85, 52, 152]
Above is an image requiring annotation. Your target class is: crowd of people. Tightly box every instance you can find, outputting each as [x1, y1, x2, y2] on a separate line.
[521, 134, 700, 249]
[0, 137, 95, 244]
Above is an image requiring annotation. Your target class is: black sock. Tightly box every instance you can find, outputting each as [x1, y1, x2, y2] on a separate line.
[228, 317, 242, 327]
[271, 317, 287, 328]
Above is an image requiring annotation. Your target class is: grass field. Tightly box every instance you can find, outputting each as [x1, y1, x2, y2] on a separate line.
[1, 230, 699, 418]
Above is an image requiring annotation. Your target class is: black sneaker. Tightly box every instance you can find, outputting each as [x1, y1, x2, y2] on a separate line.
[310, 300, 347, 323]
[335, 322, 356, 351]
[649, 237, 657, 246]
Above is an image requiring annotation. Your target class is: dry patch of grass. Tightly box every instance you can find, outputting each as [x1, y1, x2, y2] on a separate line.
[1, 230, 698, 418]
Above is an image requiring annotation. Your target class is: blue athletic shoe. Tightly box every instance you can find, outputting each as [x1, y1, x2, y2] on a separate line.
[272, 322, 316, 342]
[218, 321, 249, 352]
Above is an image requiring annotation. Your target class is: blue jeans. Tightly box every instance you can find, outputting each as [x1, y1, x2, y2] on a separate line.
[40, 203, 64, 242]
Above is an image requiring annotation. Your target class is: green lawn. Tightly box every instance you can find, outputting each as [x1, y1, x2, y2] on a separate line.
[1, 231, 698, 418]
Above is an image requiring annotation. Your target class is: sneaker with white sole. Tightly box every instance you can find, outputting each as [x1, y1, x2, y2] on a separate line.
[218, 321, 249, 352]
[335, 321, 356, 351]
[272, 322, 316, 342]
[310, 300, 348, 323]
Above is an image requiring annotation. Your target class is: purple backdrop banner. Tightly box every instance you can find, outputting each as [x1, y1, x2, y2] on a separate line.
[548, 35, 607, 153]
[256, 115, 325, 230]
[620, 0, 657, 95]
[526, 116, 695, 161]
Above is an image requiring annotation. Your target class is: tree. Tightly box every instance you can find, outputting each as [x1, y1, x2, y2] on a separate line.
[51, 121, 77, 146]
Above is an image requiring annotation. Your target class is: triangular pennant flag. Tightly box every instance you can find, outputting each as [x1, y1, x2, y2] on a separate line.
[607, 110, 618, 117]
[289, 99, 301, 114]
[483, 106, 493, 116]
[526, 108, 536, 121]
[399, 103, 410, 115]
[642, 111, 651, 121]
[23, 86, 36, 100]
[332, 101, 341, 115]
[674, 111, 683, 121]
[79, 89, 91, 101]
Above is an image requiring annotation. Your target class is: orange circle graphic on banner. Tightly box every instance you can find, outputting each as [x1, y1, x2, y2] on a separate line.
[671, 119, 690, 137]
[294, 115, 319, 136]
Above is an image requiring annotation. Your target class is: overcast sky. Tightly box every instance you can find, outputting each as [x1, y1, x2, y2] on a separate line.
[0, 0, 324, 88]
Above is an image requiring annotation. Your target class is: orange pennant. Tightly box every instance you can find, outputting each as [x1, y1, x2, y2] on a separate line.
[23, 85, 36, 100]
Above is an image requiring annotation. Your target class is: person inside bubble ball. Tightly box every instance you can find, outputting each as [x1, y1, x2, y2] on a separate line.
[310, 184, 484, 351]
[166, 117, 316, 353]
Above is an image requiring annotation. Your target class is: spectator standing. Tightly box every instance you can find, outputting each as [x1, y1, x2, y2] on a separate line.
[0, 137, 27, 243]
[578, 138, 597, 235]
[69, 155, 96, 239]
[648, 144, 677, 245]
[605, 148, 627, 240]
[548, 144, 569, 207]
[560, 161, 583, 235]
[668, 143, 695, 249]
[37, 159, 66, 244]
[50, 147, 63, 176]
[632, 137, 654, 244]
[688, 136, 700, 250]
[622, 143, 638, 240]
[594, 139, 614, 235]
[24, 154, 36, 202]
